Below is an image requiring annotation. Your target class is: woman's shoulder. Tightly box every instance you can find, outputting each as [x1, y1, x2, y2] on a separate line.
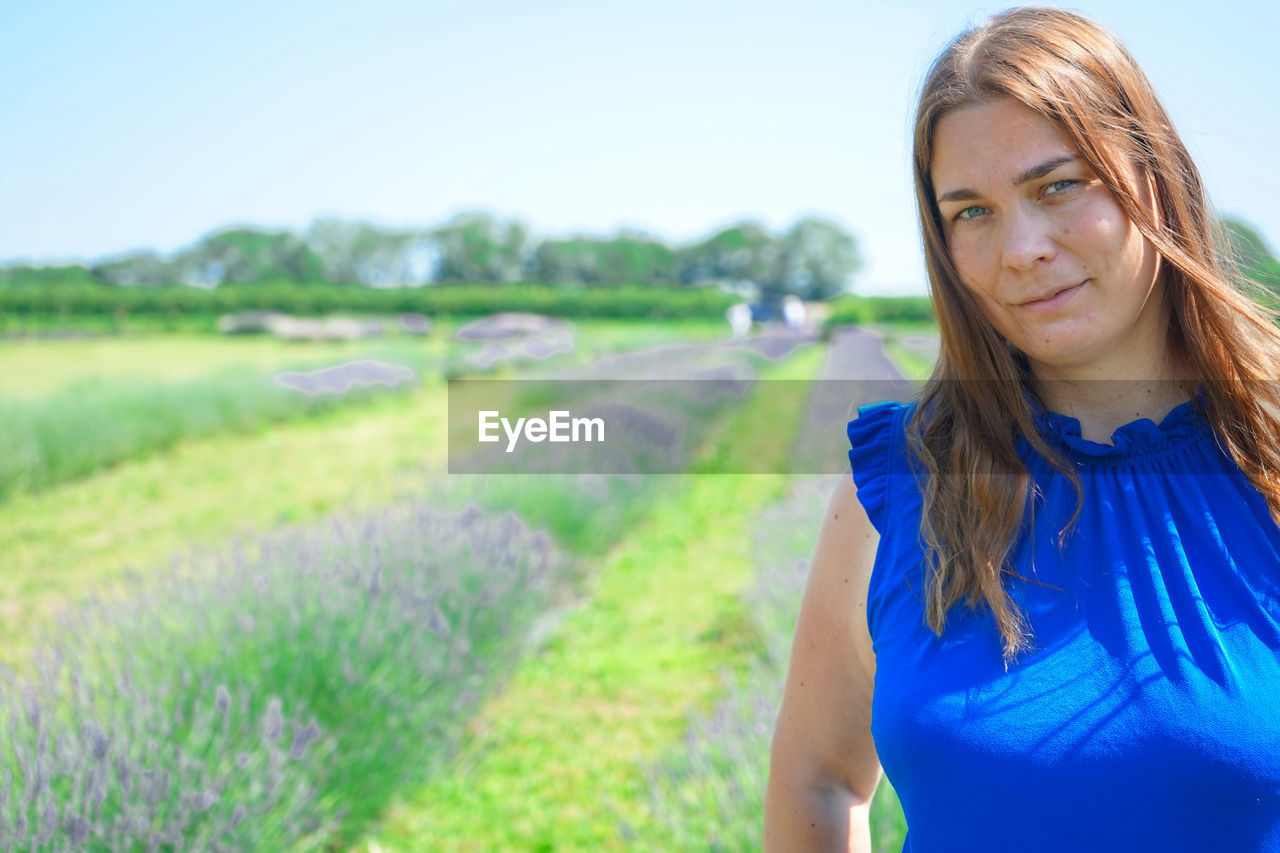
[847, 399, 917, 534]
[848, 398, 915, 437]
[847, 398, 917, 454]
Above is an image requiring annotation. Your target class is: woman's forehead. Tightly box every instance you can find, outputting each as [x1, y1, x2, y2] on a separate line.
[930, 99, 1079, 194]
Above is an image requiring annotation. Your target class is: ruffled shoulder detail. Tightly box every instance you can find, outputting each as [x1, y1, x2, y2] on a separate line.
[848, 400, 909, 534]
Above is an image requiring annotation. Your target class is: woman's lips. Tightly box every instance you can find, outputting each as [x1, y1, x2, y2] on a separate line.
[1018, 280, 1086, 314]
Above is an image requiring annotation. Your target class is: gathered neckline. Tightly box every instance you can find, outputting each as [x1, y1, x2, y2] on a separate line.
[1022, 389, 1211, 462]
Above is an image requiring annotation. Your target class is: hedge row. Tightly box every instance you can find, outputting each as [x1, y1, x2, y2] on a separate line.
[0, 279, 946, 326]
[0, 280, 739, 320]
[823, 293, 936, 328]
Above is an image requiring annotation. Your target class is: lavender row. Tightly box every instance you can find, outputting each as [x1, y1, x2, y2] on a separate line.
[0, 502, 567, 851]
[438, 333, 813, 554]
[0, 353, 432, 502]
[447, 330, 827, 478]
[787, 326, 910, 475]
[631, 475, 907, 851]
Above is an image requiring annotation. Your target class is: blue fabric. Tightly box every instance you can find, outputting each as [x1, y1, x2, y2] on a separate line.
[848, 397, 1280, 852]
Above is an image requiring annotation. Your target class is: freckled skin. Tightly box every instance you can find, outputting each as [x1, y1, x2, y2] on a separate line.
[931, 99, 1169, 385]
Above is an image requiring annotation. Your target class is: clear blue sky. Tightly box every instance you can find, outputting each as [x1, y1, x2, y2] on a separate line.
[3, 0, 1276, 294]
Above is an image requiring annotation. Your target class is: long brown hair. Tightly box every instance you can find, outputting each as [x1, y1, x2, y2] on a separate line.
[907, 7, 1280, 665]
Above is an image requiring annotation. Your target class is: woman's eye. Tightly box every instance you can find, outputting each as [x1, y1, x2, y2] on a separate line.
[1044, 179, 1077, 195]
[955, 205, 987, 221]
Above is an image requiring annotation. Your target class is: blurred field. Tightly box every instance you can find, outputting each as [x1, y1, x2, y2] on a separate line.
[0, 318, 727, 397]
[363, 344, 825, 851]
[0, 319, 732, 503]
[0, 386, 445, 664]
[0, 335, 444, 398]
[0, 319, 740, 653]
[0, 316, 931, 850]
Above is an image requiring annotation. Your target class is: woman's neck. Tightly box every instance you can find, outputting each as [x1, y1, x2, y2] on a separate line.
[1028, 355, 1198, 445]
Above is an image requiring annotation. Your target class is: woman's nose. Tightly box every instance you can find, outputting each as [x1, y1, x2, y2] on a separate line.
[1000, 209, 1056, 271]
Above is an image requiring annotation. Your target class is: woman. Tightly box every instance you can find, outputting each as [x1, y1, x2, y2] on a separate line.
[765, 7, 1280, 852]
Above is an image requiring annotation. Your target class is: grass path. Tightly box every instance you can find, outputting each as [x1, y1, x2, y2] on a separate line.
[0, 383, 446, 665]
[0, 334, 449, 398]
[357, 346, 826, 852]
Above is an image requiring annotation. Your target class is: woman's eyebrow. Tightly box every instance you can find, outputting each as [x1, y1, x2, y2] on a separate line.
[935, 154, 1080, 204]
[1012, 154, 1078, 186]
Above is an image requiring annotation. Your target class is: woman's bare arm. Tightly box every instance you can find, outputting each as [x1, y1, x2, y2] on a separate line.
[764, 472, 884, 852]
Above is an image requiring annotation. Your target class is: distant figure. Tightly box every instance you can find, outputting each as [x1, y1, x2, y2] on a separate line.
[727, 302, 752, 338]
[781, 295, 806, 329]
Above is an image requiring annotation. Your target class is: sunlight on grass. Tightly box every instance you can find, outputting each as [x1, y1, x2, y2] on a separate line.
[354, 345, 827, 852]
[0, 384, 447, 667]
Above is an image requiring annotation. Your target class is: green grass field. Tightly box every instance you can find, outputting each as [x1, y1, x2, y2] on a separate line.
[357, 345, 826, 852]
[0, 317, 727, 397]
[0, 318, 739, 656]
[0, 318, 928, 850]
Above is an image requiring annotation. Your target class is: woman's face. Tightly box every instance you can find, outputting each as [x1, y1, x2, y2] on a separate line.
[930, 98, 1166, 380]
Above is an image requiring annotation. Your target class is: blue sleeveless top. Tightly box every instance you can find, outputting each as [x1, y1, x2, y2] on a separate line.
[848, 397, 1280, 852]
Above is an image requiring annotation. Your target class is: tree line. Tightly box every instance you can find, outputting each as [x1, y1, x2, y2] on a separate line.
[0, 214, 863, 303]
